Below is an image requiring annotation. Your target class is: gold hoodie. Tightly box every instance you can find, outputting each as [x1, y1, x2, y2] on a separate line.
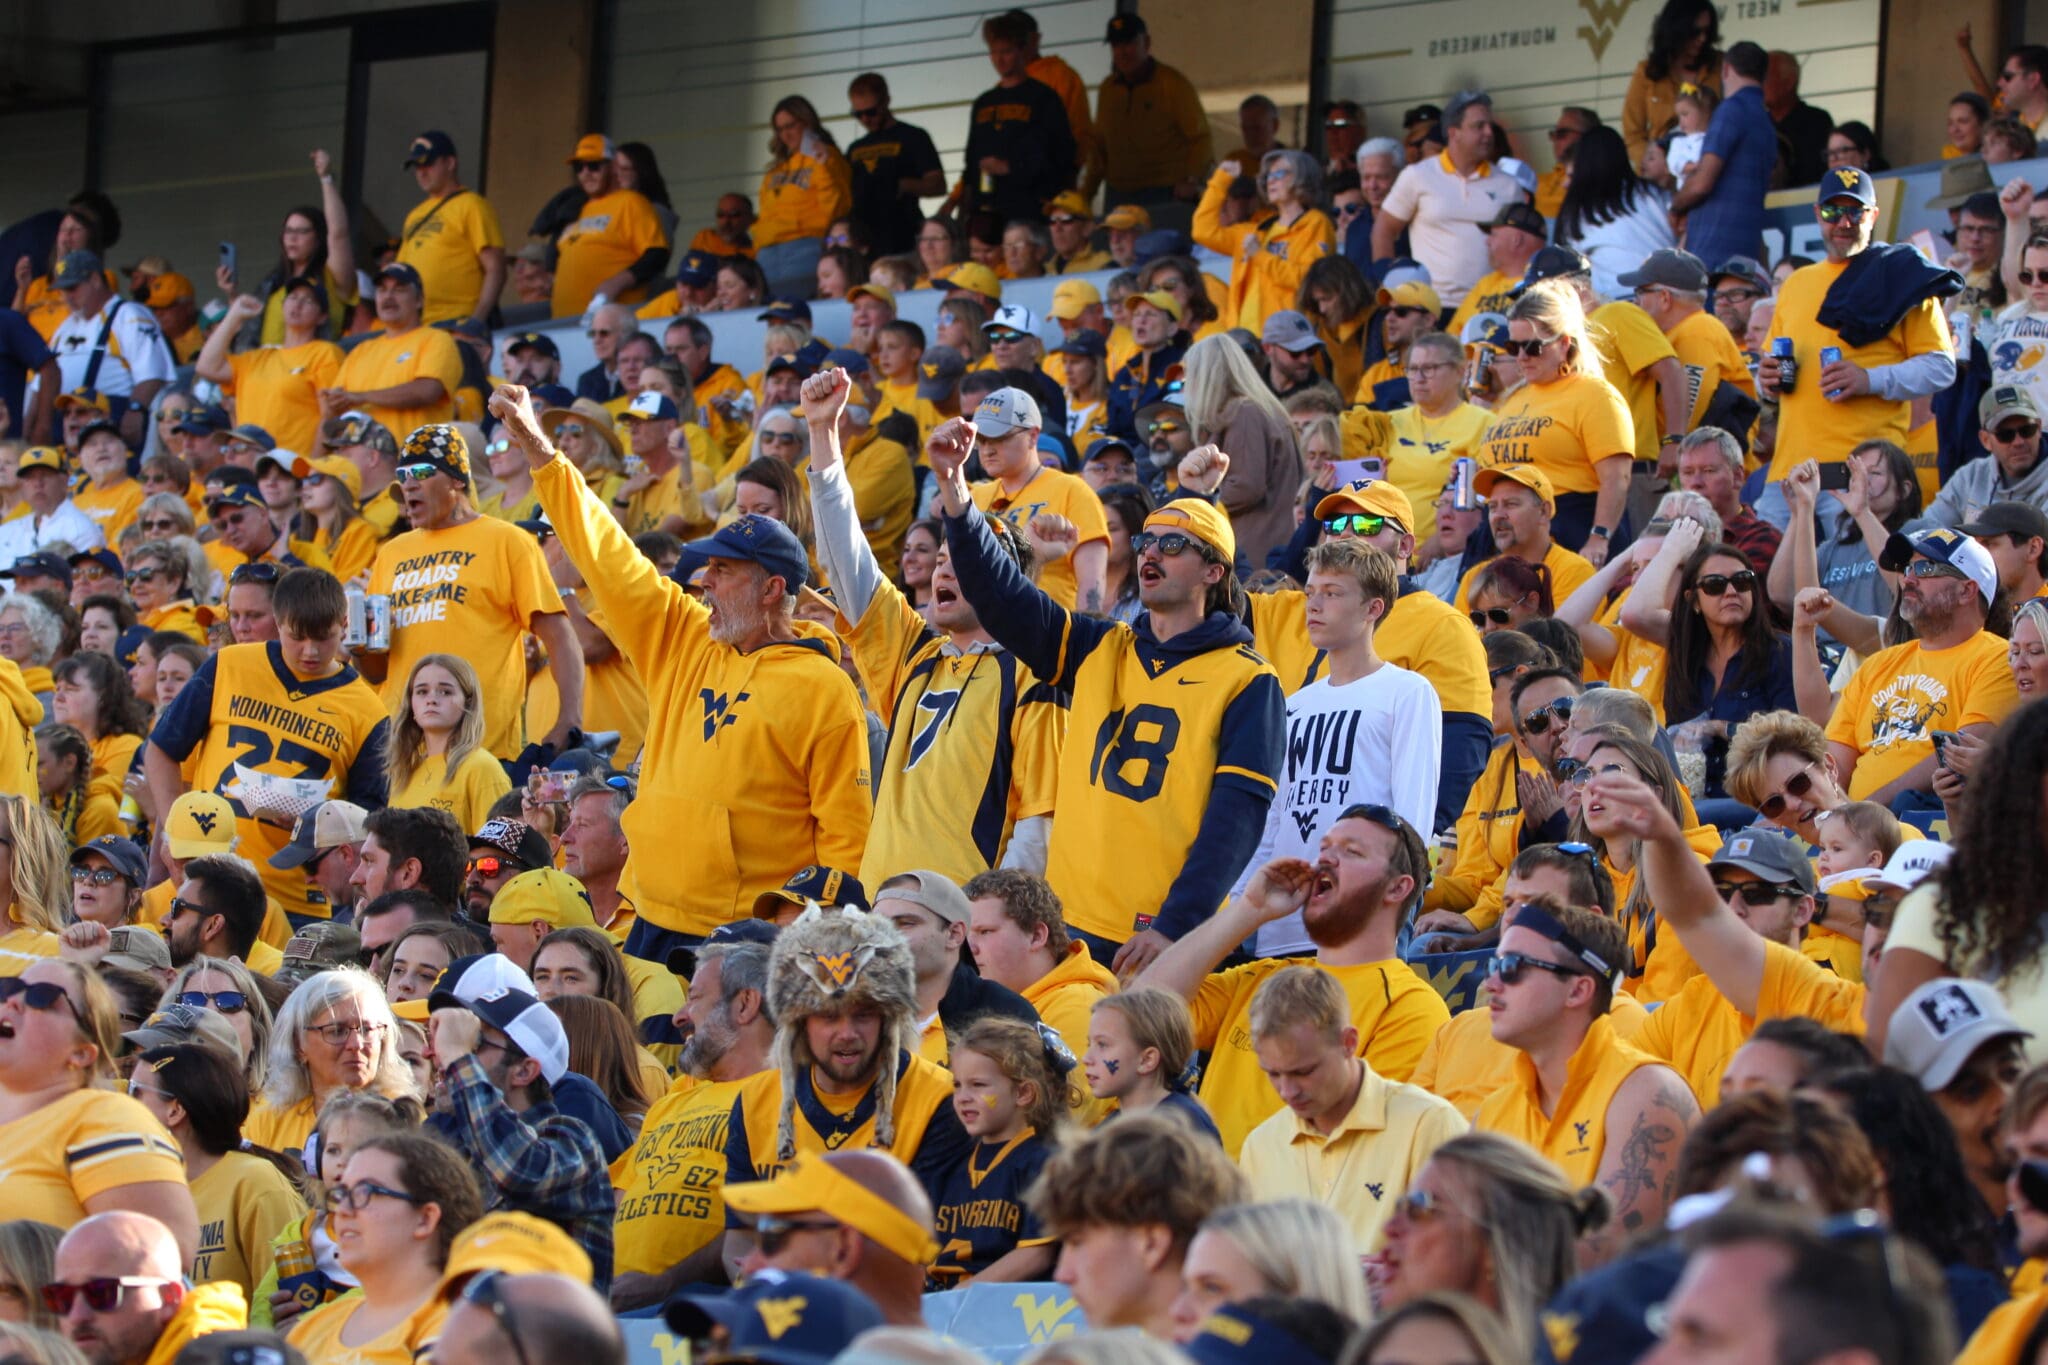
[144, 1281, 248, 1365]
[0, 657, 40, 797]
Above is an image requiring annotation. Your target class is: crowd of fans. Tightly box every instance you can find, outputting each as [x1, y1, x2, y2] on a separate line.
[2, 2, 2048, 1363]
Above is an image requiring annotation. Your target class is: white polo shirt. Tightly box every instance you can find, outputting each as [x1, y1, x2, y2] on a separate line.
[1380, 153, 1520, 309]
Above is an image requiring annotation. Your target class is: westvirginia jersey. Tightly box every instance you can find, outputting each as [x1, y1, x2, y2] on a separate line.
[929, 1131, 1055, 1283]
[850, 585, 1067, 887]
[722, 1052, 969, 1208]
[151, 642, 388, 917]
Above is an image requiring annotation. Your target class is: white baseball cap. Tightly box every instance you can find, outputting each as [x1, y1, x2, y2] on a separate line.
[1866, 839, 1951, 893]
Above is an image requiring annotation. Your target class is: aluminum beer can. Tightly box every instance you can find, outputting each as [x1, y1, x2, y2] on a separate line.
[1771, 336, 1795, 390]
[366, 595, 392, 652]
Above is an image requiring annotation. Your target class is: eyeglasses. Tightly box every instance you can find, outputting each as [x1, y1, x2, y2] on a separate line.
[1715, 880, 1802, 907]
[1518, 696, 1574, 735]
[1996, 421, 2042, 442]
[1564, 760, 1625, 790]
[1716, 287, 1761, 302]
[1754, 764, 1818, 822]
[156, 410, 190, 425]
[0, 978, 76, 1016]
[1131, 530, 1202, 557]
[1486, 951, 1587, 985]
[1505, 335, 1559, 358]
[40, 1278, 175, 1316]
[467, 855, 506, 879]
[1694, 569, 1757, 597]
[1903, 559, 1968, 581]
[1816, 204, 1869, 225]
[324, 1179, 423, 1214]
[140, 518, 182, 532]
[1325, 513, 1389, 538]
[177, 990, 248, 1014]
[306, 1019, 386, 1046]
[69, 866, 127, 887]
[1408, 360, 1458, 377]
[1548, 126, 1580, 140]
[395, 464, 442, 484]
[461, 1271, 534, 1365]
[754, 1214, 843, 1257]
[229, 561, 281, 585]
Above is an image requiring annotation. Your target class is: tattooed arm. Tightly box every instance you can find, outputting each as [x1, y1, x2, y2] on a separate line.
[1587, 1066, 1700, 1266]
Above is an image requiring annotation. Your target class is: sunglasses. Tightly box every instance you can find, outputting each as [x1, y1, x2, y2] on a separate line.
[1565, 760, 1625, 790]
[1816, 204, 1868, 225]
[167, 896, 209, 920]
[1393, 1188, 1457, 1223]
[1486, 951, 1586, 986]
[467, 855, 507, 879]
[2019, 270, 2048, 286]
[1146, 419, 1184, 436]
[987, 331, 1030, 346]
[156, 410, 190, 425]
[124, 568, 164, 586]
[177, 990, 249, 1014]
[572, 160, 606, 173]
[1518, 696, 1574, 735]
[395, 464, 443, 484]
[324, 1179, 423, 1214]
[69, 866, 128, 887]
[754, 1215, 842, 1257]
[1505, 335, 1559, 358]
[1548, 126, 1580, 139]
[1695, 569, 1757, 597]
[760, 431, 802, 445]
[1325, 513, 1389, 538]
[1715, 881, 1802, 907]
[1754, 765, 1818, 822]
[850, 105, 886, 121]
[229, 561, 281, 585]
[1903, 560, 1968, 581]
[1131, 530, 1202, 557]
[1388, 306, 1431, 319]
[462, 1271, 533, 1365]
[1996, 421, 2042, 442]
[40, 1278, 173, 1316]
[1470, 607, 1518, 627]
[0, 978, 75, 1015]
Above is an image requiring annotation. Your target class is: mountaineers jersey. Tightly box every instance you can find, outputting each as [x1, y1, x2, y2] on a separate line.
[151, 641, 390, 919]
[928, 1131, 1055, 1283]
[944, 507, 1284, 946]
[850, 580, 1067, 888]
[722, 1052, 968, 1208]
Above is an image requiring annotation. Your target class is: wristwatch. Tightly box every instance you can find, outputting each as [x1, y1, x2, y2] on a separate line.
[1660, 433, 1683, 446]
[1589, 525, 1612, 540]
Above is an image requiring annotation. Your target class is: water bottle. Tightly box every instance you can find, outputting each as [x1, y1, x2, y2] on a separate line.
[343, 583, 366, 648]
[1771, 337, 1795, 392]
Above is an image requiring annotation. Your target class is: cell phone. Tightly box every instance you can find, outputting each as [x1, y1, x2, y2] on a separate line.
[2021, 1159, 2048, 1214]
[1931, 730, 1958, 769]
[218, 241, 237, 288]
[1331, 457, 1386, 485]
[1818, 462, 1853, 492]
[535, 772, 568, 803]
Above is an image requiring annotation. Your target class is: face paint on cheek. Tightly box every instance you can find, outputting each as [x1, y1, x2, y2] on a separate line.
[1103, 1060, 1119, 1074]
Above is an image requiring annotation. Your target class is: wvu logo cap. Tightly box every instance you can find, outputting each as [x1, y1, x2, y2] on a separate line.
[1820, 166, 1877, 207]
[166, 792, 237, 859]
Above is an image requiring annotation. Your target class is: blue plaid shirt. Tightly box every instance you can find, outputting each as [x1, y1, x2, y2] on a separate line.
[1686, 84, 1778, 272]
[432, 1054, 615, 1290]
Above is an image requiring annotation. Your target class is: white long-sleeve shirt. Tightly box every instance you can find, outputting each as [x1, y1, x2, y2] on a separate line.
[1236, 661, 1441, 956]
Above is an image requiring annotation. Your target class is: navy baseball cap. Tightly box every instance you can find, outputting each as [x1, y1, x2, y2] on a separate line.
[69, 547, 122, 578]
[1, 553, 70, 584]
[665, 1270, 882, 1360]
[531, 383, 575, 409]
[669, 918, 779, 977]
[1514, 244, 1595, 296]
[1184, 1302, 1345, 1365]
[681, 515, 809, 593]
[758, 299, 813, 325]
[1105, 13, 1148, 42]
[115, 626, 151, 667]
[282, 274, 329, 311]
[207, 484, 267, 513]
[173, 404, 229, 436]
[618, 391, 679, 423]
[506, 331, 560, 360]
[1057, 329, 1107, 358]
[1818, 165, 1878, 206]
[404, 130, 457, 168]
[222, 424, 277, 453]
[823, 347, 870, 375]
[1134, 228, 1194, 266]
[52, 251, 103, 290]
[376, 262, 425, 291]
[70, 835, 146, 883]
[1082, 435, 1137, 467]
[763, 352, 812, 379]
[675, 250, 719, 288]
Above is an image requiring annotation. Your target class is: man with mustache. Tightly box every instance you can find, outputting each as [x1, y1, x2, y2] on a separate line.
[1137, 805, 1450, 1157]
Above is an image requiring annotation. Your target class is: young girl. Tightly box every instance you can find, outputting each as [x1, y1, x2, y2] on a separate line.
[1808, 800, 1902, 984]
[1667, 83, 1718, 187]
[1990, 237, 2048, 418]
[1082, 988, 1221, 1143]
[36, 722, 120, 845]
[292, 456, 380, 583]
[250, 1091, 420, 1330]
[386, 654, 511, 834]
[930, 1018, 1073, 1285]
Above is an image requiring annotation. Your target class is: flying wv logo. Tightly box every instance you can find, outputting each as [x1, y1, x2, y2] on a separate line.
[1573, 1120, 1592, 1143]
[700, 689, 751, 741]
[1576, 0, 1636, 61]
[1291, 809, 1320, 840]
[191, 810, 218, 835]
